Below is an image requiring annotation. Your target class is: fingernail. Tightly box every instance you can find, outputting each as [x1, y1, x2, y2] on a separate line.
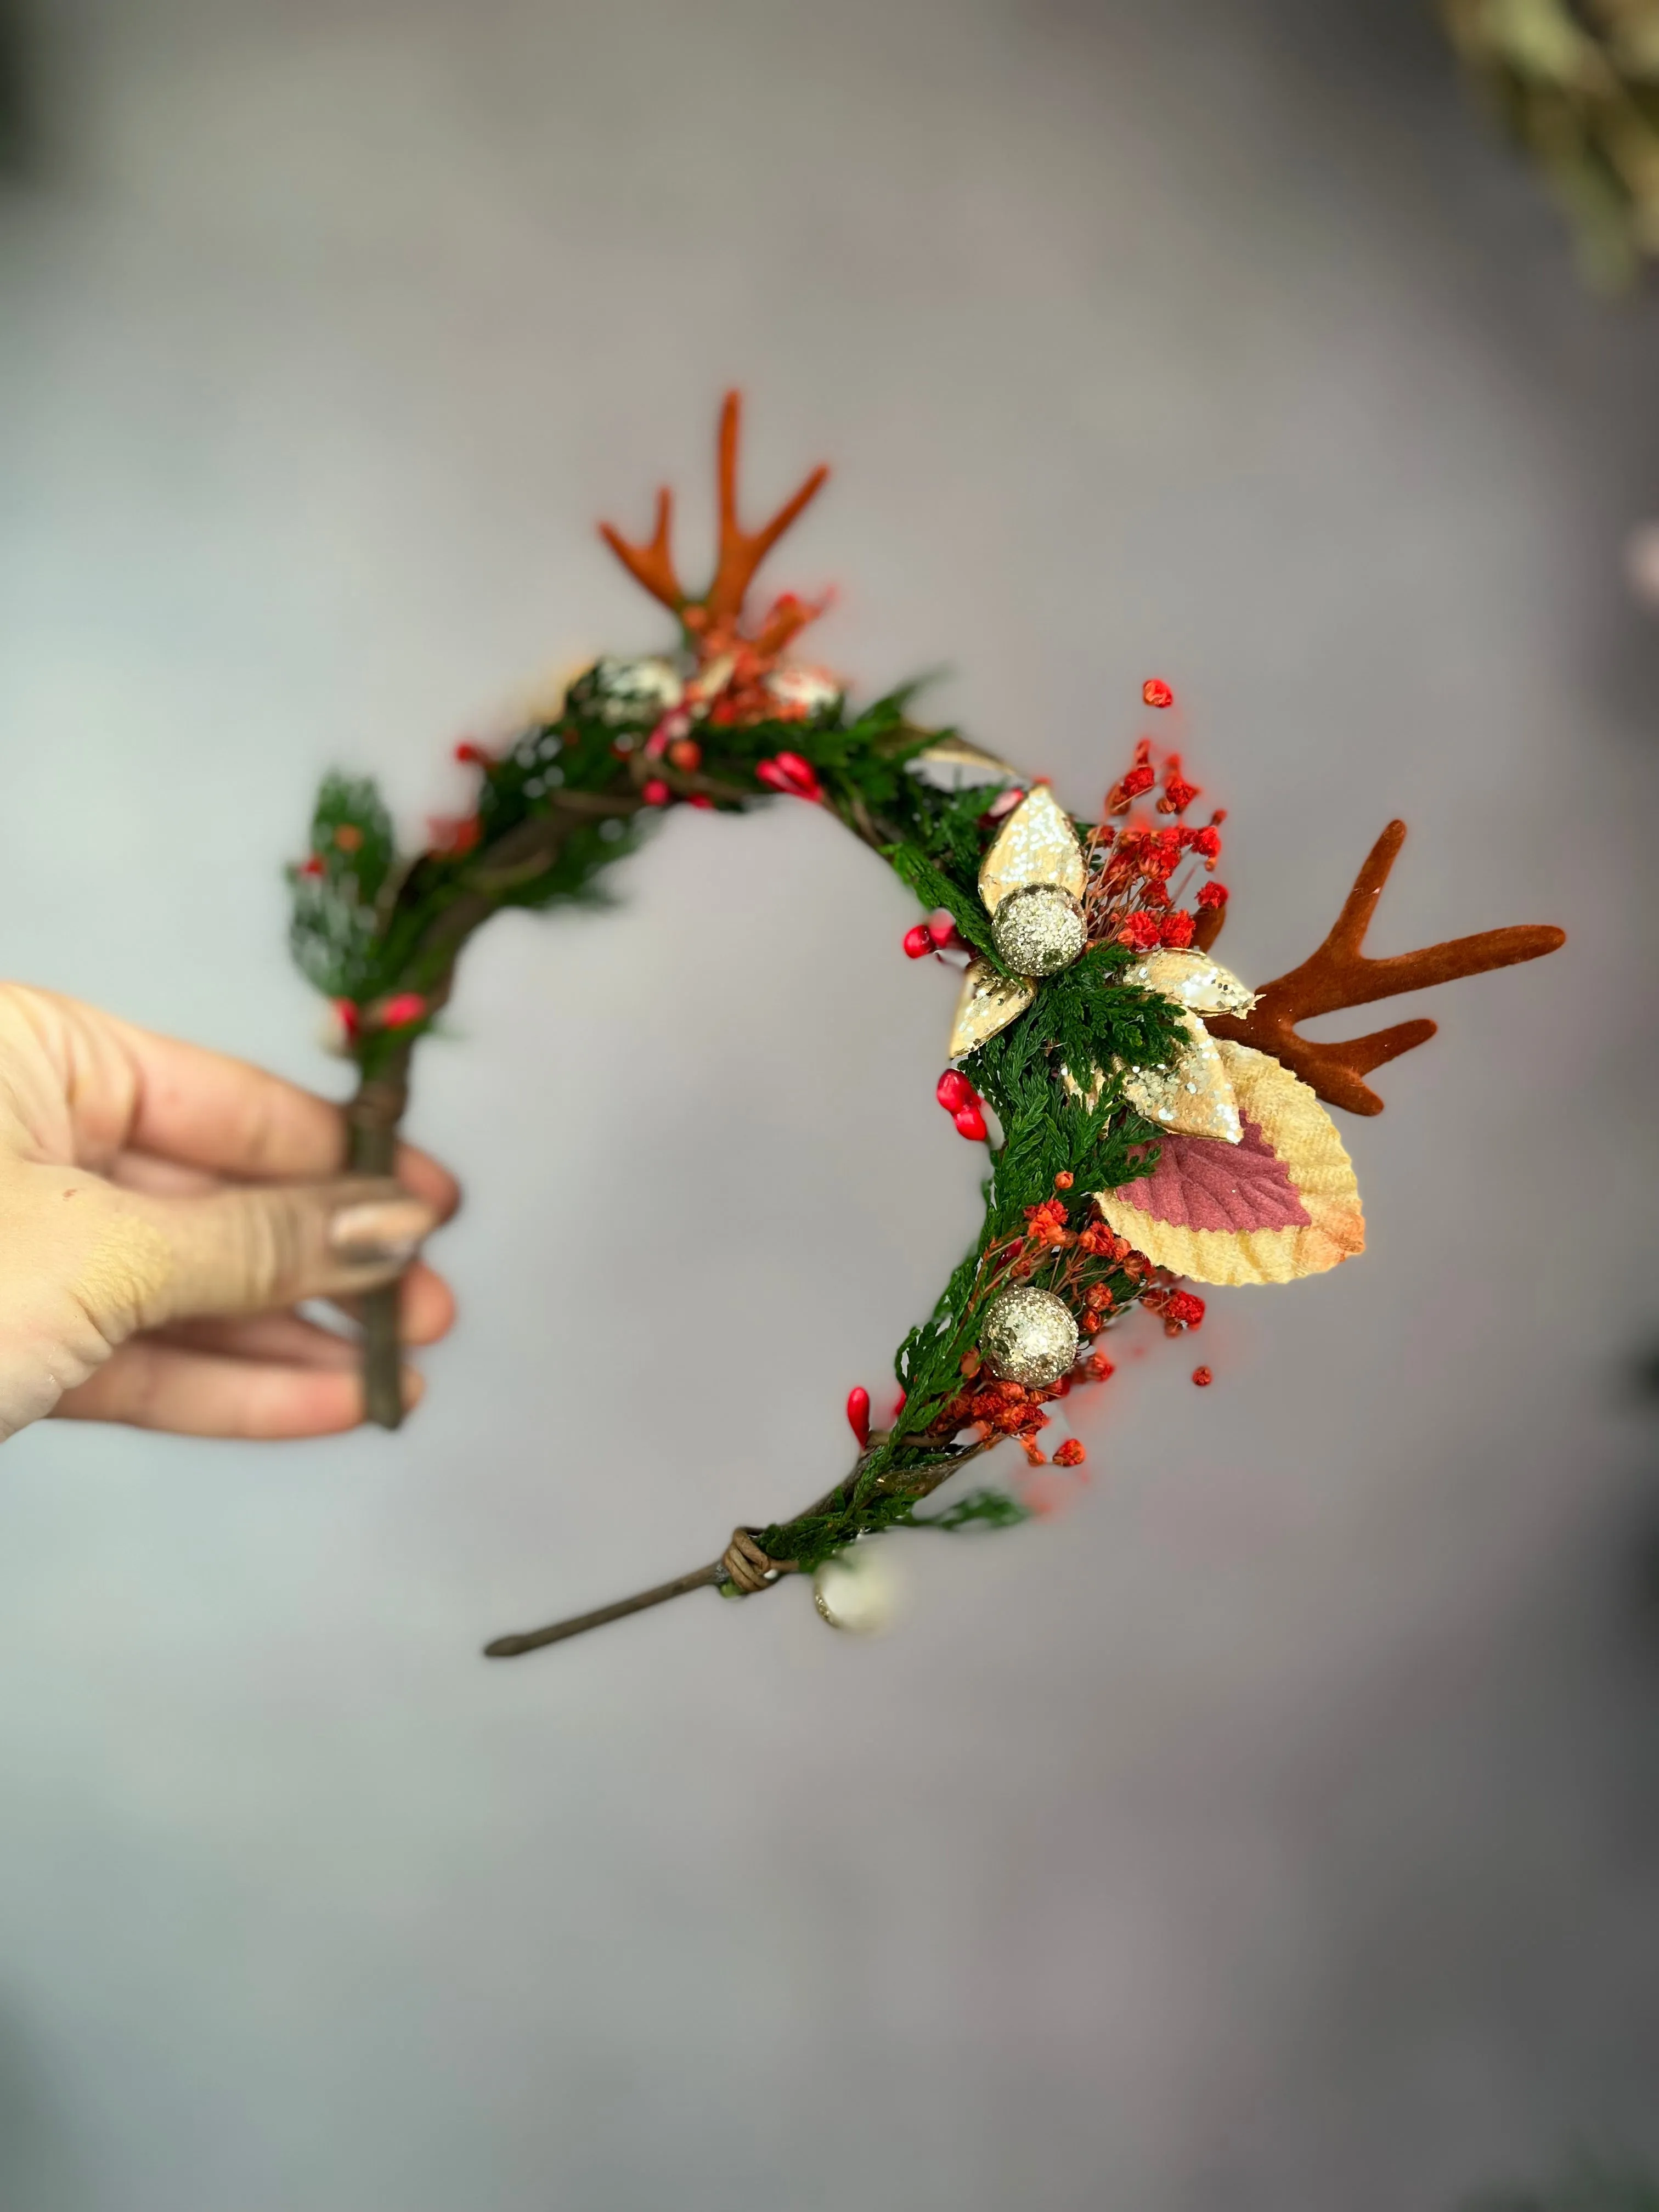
[329, 1197, 438, 1267]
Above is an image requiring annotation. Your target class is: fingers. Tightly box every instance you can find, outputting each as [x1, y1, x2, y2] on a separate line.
[159, 1264, 456, 1362]
[332, 1260, 455, 1347]
[0, 987, 461, 1209]
[53, 1342, 427, 1437]
[128, 1178, 441, 1328]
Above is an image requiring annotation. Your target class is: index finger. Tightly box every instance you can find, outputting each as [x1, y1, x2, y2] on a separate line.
[101, 1008, 460, 1215]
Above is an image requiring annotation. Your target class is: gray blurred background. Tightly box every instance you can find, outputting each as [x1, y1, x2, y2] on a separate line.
[1, 2, 1656, 2207]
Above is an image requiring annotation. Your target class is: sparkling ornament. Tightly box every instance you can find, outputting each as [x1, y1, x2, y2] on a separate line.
[991, 883, 1087, 977]
[812, 1544, 898, 1634]
[980, 1285, 1079, 1387]
[588, 656, 685, 725]
[947, 958, 1037, 1056]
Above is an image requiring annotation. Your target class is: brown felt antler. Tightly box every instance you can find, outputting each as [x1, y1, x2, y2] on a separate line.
[597, 390, 829, 632]
[1205, 820, 1565, 1116]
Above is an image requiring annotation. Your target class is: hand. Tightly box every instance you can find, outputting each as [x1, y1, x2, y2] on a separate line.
[0, 985, 459, 1441]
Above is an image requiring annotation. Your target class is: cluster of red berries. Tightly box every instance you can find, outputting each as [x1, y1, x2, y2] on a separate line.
[936, 1068, 988, 1142]
[902, 912, 967, 960]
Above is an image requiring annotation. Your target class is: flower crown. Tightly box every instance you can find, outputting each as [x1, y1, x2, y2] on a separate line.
[289, 395, 1564, 1654]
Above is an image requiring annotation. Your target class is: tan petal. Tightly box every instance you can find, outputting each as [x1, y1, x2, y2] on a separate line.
[1096, 1041, 1364, 1285]
[905, 738, 1023, 793]
[947, 958, 1037, 1056]
[1121, 947, 1256, 1016]
[1120, 1011, 1243, 1144]
[978, 785, 1087, 913]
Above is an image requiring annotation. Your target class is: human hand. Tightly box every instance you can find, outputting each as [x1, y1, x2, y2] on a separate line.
[0, 985, 459, 1441]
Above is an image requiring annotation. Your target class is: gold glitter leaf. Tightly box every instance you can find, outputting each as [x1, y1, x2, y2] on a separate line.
[1121, 949, 1256, 1017]
[977, 786, 1086, 914]
[905, 737, 1023, 793]
[947, 958, 1037, 1056]
[1120, 1011, 1243, 1143]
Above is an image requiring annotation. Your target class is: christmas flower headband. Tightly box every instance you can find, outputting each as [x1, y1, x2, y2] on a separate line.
[289, 395, 1564, 1655]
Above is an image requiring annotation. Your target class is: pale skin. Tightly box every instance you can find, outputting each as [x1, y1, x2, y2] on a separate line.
[0, 985, 457, 1442]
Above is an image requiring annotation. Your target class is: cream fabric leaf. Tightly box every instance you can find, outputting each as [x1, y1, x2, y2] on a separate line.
[1095, 1041, 1364, 1285]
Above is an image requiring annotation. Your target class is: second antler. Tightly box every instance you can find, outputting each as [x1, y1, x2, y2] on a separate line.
[1206, 820, 1565, 1115]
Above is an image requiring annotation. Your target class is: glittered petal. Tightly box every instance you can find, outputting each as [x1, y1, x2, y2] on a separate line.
[947, 958, 1037, 1056]
[1121, 948, 1256, 1017]
[977, 786, 1087, 913]
[1120, 1011, 1243, 1143]
[905, 738, 1023, 793]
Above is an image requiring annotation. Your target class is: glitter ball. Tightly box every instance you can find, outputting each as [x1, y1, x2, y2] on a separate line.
[590, 655, 685, 725]
[980, 1285, 1079, 1387]
[991, 884, 1087, 977]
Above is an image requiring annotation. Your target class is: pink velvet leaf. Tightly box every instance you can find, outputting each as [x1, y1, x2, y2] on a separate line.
[1114, 1113, 1312, 1234]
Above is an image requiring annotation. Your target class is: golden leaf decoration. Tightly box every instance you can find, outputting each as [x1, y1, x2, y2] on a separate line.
[977, 786, 1086, 914]
[947, 958, 1039, 1057]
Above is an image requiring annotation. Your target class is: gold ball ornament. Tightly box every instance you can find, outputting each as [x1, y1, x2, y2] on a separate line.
[990, 883, 1087, 977]
[979, 1285, 1079, 1387]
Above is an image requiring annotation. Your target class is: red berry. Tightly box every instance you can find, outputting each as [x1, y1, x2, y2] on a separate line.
[903, 924, 934, 959]
[332, 998, 360, 1042]
[936, 1069, 974, 1112]
[1192, 1365, 1213, 1387]
[688, 794, 715, 810]
[926, 913, 958, 951]
[845, 1386, 872, 1449]
[300, 855, 324, 878]
[768, 750, 823, 800]
[454, 740, 492, 766]
[953, 1103, 988, 1142]
[379, 992, 427, 1029]
[1142, 678, 1174, 709]
[892, 1390, 907, 1419]
[641, 778, 671, 806]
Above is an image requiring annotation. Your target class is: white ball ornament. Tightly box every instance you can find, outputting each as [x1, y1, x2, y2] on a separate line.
[812, 1544, 899, 1634]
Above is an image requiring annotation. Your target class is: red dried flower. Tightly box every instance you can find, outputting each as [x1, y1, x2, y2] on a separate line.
[1052, 1438, 1086, 1467]
[1121, 912, 1162, 950]
[1189, 826, 1221, 861]
[1142, 678, 1175, 708]
[1053, 1170, 1075, 1189]
[1196, 881, 1228, 910]
[1192, 1365, 1214, 1387]
[1159, 910, 1195, 948]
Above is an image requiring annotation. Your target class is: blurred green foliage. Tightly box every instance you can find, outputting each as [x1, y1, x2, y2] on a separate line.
[1441, 0, 1659, 284]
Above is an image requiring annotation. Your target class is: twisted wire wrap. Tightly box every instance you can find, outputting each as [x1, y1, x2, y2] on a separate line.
[721, 1528, 794, 1594]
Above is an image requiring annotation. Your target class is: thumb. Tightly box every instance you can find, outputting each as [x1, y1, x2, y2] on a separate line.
[126, 1177, 439, 1329]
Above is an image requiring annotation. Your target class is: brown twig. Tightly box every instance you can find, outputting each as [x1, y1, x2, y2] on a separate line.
[348, 791, 648, 1427]
[482, 1438, 992, 1657]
